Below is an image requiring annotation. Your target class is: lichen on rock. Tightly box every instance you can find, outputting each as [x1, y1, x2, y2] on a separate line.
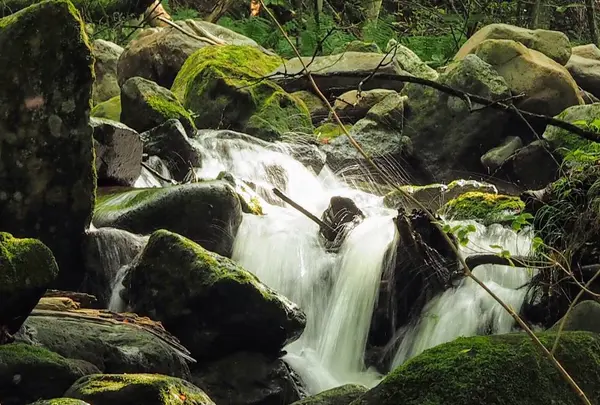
[91, 95, 121, 121]
[440, 191, 525, 224]
[171, 45, 313, 141]
[0, 0, 96, 289]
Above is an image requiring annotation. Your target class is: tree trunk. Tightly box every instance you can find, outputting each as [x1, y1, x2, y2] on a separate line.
[0, 0, 156, 22]
[363, 0, 383, 23]
[530, 0, 544, 28]
[585, 0, 599, 46]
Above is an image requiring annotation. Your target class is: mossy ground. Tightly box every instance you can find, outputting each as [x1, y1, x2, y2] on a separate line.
[441, 191, 524, 224]
[171, 45, 312, 141]
[351, 332, 600, 405]
[91, 95, 121, 121]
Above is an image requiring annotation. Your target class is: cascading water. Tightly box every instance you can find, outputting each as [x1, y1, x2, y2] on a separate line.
[192, 131, 399, 393]
[391, 220, 536, 367]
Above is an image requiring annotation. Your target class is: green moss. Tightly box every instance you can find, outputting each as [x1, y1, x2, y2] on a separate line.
[29, 399, 90, 405]
[293, 384, 367, 405]
[65, 373, 214, 405]
[441, 191, 525, 224]
[95, 188, 168, 215]
[352, 332, 600, 405]
[172, 45, 312, 141]
[91, 95, 121, 121]
[315, 122, 352, 141]
[0, 232, 58, 292]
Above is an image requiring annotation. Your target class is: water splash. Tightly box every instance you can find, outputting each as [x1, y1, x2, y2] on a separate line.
[193, 131, 398, 393]
[390, 220, 536, 368]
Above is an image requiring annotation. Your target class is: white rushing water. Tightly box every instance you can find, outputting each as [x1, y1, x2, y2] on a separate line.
[107, 129, 536, 395]
[193, 131, 399, 393]
[391, 220, 536, 367]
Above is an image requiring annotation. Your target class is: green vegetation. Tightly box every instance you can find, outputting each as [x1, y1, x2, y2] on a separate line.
[441, 192, 525, 225]
[352, 332, 600, 405]
[91, 95, 121, 121]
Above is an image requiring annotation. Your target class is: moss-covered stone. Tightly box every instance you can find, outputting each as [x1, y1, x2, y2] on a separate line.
[543, 104, 600, 160]
[171, 45, 313, 141]
[0, 0, 96, 290]
[315, 123, 351, 142]
[124, 230, 306, 360]
[292, 90, 328, 124]
[0, 343, 99, 405]
[64, 373, 214, 405]
[440, 191, 525, 225]
[93, 182, 242, 257]
[92, 39, 123, 105]
[29, 399, 89, 405]
[16, 315, 190, 378]
[335, 40, 382, 54]
[91, 95, 121, 121]
[351, 332, 600, 405]
[121, 76, 196, 134]
[0, 233, 58, 335]
[292, 384, 367, 405]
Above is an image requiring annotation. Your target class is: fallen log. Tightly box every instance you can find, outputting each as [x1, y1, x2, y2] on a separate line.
[0, 0, 156, 23]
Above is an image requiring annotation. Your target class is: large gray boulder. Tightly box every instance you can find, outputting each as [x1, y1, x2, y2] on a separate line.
[566, 44, 600, 99]
[93, 182, 243, 257]
[401, 54, 512, 182]
[0, 0, 96, 290]
[92, 39, 123, 105]
[124, 230, 306, 360]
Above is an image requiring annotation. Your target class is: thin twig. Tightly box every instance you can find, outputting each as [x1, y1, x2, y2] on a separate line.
[259, 2, 592, 404]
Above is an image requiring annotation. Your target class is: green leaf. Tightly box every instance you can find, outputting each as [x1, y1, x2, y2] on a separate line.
[459, 348, 472, 354]
[489, 244, 503, 250]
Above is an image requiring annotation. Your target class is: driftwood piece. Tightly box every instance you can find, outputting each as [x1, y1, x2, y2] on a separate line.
[0, 0, 156, 22]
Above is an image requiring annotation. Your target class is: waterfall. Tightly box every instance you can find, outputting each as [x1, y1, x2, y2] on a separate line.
[390, 220, 536, 368]
[193, 131, 399, 393]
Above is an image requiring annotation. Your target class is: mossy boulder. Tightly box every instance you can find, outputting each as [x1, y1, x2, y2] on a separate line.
[292, 384, 367, 405]
[15, 315, 190, 378]
[335, 40, 381, 53]
[550, 301, 600, 334]
[172, 45, 313, 141]
[543, 104, 600, 158]
[191, 352, 302, 405]
[29, 399, 89, 405]
[0, 0, 96, 289]
[64, 374, 214, 405]
[455, 23, 571, 65]
[91, 95, 121, 121]
[332, 89, 397, 124]
[291, 90, 328, 125]
[351, 332, 600, 405]
[315, 123, 351, 142]
[401, 54, 512, 182]
[567, 44, 600, 99]
[0, 343, 99, 405]
[92, 39, 123, 105]
[121, 76, 195, 134]
[124, 230, 306, 360]
[0, 233, 58, 337]
[440, 191, 525, 225]
[93, 182, 242, 257]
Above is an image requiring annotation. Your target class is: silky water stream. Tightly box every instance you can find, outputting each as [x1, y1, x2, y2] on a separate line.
[108, 131, 536, 395]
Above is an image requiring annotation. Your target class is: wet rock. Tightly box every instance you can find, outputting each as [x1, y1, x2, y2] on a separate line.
[455, 23, 571, 65]
[0, 233, 58, 339]
[566, 44, 600, 99]
[91, 117, 143, 187]
[543, 104, 600, 157]
[141, 119, 201, 181]
[497, 140, 560, 190]
[81, 227, 147, 306]
[290, 384, 367, 405]
[172, 45, 312, 142]
[0, 0, 96, 289]
[320, 196, 364, 249]
[272, 52, 409, 95]
[117, 20, 260, 88]
[401, 54, 511, 182]
[192, 352, 303, 405]
[124, 230, 306, 360]
[29, 399, 89, 405]
[121, 76, 195, 134]
[93, 182, 242, 257]
[0, 343, 99, 405]
[335, 40, 381, 53]
[332, 89, 396, 124]
[14, 315, 191, 379]
[472, 39, 582, 116]
[293, 91, 328, 125]
[480, 136, 523, 172]
[390, 43, 439, 81]
[91, 95, 121, 121]
[64, 374, 214, 405]
[353, 332, 600, 405]
[92, 39, 123, 105]
[549, 301, 600, 333]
